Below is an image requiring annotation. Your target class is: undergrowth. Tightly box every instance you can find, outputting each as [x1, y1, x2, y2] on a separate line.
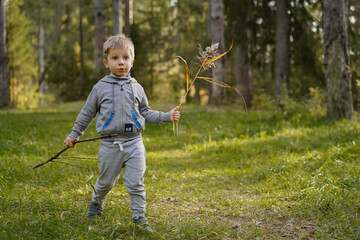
[0, 102, 359, 239]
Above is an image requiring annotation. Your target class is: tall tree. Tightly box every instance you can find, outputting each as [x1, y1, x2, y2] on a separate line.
[274, 0, 290, 104]
[79, 0, 85, 98]
[124, 0, 133, 36]
[95, 0, 105, 70]
[165, 0, 208, 103]
[224, 0, 254, 107]
[323, 0, 352, 119]
[289, 0, 324, 97]
[0, 0, 9, 108]
[348, 0, 360, 109]
[131, 0, 175, 100]
[7, 0, 38, 108]
[113, 0, 122, 35]
[237, 39, 252, 108]
[208, 0, 226, 104]
[38, 6, 46, 94]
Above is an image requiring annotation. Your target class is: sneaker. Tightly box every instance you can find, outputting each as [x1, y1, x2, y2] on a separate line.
[133, 216, 155, 233]
[88, 202, 103, 219]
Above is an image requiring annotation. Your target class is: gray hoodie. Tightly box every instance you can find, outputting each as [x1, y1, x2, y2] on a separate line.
[69, 74, 171, 140]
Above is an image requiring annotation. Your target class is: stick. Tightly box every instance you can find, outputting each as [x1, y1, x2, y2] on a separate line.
[32, 134, 117, 169]
[32, 146, 70, 169]
[51, 160, 93, 171]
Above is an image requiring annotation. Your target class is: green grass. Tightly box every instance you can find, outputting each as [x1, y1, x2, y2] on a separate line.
[0, 102, 359, 239]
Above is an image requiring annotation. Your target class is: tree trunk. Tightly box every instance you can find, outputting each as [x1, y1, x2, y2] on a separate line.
[323, 0, 352, 119]
[237, 41, 252, 109]
[95, 0, 105, 70]
[124, 0, 133, 36]
[113, 0, 122, 35]
[208, 0, 226, 105]
[274, 0, 290, 104]
[38, 8, 47, 94]
[79, 0, 85, 98]
[51, 0, 64, 41]
[0, 0, 10, 108]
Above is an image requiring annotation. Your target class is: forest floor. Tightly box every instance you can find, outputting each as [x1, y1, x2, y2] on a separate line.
[0, 102, 359, 239]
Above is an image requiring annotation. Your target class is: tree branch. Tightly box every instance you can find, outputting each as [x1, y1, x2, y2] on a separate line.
[32, 134, 117, 169]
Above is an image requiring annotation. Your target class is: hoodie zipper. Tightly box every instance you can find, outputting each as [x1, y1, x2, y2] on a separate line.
[120, 83, 124, 132]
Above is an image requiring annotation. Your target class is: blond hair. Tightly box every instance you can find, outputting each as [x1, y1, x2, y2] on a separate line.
[103, 34, 135, 60]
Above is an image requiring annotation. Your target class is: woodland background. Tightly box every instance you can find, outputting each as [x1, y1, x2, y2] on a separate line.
[0, 0, 359, 116]
[1, 1, 360, 239]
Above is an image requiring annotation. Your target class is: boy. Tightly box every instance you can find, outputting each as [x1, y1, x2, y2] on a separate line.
[64, 34, 180, 232]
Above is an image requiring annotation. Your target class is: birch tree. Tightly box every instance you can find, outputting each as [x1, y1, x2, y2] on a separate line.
[323, 0, 352, 119]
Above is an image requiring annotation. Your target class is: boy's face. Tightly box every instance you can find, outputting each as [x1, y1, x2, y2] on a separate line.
[103, 47, 134, 77]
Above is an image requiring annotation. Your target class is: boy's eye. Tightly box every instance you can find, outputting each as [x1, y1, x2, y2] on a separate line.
[124, 56, 129, 60]
[113, 56, 118, 60]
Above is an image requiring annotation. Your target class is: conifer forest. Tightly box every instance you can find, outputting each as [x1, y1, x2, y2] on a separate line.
[1, 1, 360, 239]
[0, 0, 358, 118]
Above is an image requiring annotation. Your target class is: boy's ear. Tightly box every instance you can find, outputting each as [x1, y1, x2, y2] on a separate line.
[132, 59, 135, 66]
[103, 59, 108, 68]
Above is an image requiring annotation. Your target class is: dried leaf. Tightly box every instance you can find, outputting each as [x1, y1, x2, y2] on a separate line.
[196, 76, 247, 110]
[174, 56, 190, 91]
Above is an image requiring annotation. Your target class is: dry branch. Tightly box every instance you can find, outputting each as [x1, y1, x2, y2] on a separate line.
[32, 134, 117, 169]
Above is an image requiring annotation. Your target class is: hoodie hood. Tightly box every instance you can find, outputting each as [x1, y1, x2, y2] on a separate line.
[100, 73, 138, 84]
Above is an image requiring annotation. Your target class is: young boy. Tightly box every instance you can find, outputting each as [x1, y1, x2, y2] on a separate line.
[64, 34, 180, 232]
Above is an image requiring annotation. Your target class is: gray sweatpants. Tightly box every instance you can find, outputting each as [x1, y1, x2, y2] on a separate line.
[91, 137, 146, 219]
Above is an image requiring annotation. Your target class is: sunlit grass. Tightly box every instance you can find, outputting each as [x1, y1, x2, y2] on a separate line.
[0, 103, 359, 239]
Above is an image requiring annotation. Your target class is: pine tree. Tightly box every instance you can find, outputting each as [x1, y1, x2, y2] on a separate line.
[274, 0, 290, 104]
[323, 0, 352, 119]
[208, 0, 226, 104]
[0, 0, 10, 108]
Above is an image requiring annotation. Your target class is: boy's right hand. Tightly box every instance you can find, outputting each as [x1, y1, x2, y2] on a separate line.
[64, 136, 77, 149]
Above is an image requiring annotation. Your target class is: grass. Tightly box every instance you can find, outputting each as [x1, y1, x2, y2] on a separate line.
[0, 102, 359, 239]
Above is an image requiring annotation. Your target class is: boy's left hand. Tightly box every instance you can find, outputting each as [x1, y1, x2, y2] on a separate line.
[170, 106, 180, 123]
